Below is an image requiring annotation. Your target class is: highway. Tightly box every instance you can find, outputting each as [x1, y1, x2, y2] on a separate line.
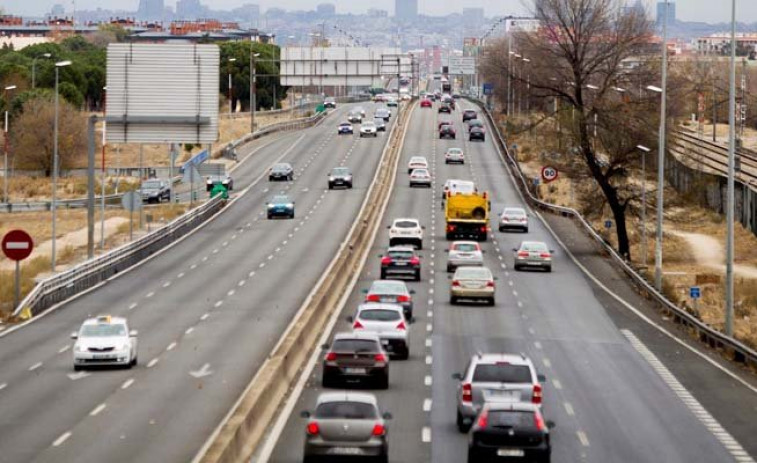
[266, 98, 755, 463]
[0, 102, 395, 463]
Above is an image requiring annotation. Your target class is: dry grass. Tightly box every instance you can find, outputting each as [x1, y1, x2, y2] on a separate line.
[6, 176, 139, 202]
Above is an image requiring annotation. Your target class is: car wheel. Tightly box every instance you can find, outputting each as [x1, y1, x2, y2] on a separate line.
[524, 227, 529, 233]
[267, 214, 272, 219]
[545, 266, 552, 273]
[377, 372, 389, 390]
[445, 160, 449, 164]
[499, 226, 505, 232]
[303, 455, 319, 463]
[414, 270, 421, 282]
[457, 410, 471, 433]
[348, 184, 353, 189]
[447, 264, 454, 273]
[488, 297, 496, 307]
[450, 295, 458, 305]
[73, 365, 82, 372]
[290, 212, 295, 219]
[514, 264, 522, 271]
[322, 372, 337, 389]
[467, 448, 480, 463]
[268, 176, 273, 181]
[397, 346, 410, 360]
[328, 184, 333, 190]
[380, 270, 387, 280]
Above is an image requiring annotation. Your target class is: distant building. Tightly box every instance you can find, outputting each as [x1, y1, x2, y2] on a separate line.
[176, 0, 204, 19]
[504, 18, 540, 33]
[656, 1, 676, 28]
[231, 3, 260, 29]
[316, 3, 336, 17]
[696, 32, 757, 56]
[368, 9, 388, 18]
[622, 0, 646, 17]
[50, 4, 66, 17]
[395, 0, 418, 22]
[137, 0, 164, 20]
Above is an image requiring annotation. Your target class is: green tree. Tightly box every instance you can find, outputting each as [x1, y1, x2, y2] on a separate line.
[219, 41, 288, 112]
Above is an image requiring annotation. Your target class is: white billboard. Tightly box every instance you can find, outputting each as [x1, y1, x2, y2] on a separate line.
[106, 44, 220, 144]
[448, 57, 476, 75]
[281, 47, 407, 87]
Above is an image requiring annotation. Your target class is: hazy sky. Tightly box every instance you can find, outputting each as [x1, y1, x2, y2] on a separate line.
[4, 0, 757, 24]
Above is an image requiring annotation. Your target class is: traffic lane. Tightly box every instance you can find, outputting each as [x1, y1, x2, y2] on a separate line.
[0, 120, 387, 462]
[453, 100, 735, 461]
[269, 104, 435, 463]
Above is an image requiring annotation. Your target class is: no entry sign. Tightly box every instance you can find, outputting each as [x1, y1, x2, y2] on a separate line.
[2, 229, 34, 261]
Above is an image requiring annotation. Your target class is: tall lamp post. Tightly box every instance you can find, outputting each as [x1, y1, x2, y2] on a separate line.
[249, 52, 261, 133]
[3, 85, 16, 205]
[32, 52, 51, 89]
[227, 57, 236, 115]
[52, 60, 71, 272]
[637, 145, 651, 268]
[654, 0, 670, 292]
[725, 0, 737, 336]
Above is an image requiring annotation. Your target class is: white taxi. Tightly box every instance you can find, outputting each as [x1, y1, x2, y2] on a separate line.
[72, 315, 138, 370]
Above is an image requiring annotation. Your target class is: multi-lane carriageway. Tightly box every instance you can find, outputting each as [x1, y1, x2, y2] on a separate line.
[0, 99, 755, 463]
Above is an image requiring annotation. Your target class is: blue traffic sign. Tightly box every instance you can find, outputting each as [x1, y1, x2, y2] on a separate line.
[690, 286, 701, 299]
[604, 220, 612, 229]
[483, 83, 494, 96]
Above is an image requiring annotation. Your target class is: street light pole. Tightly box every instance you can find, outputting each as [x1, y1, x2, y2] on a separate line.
[637, 145, 651, 268]
[228, 57, 236, 115]
[508, 45, 514, 116]
[52, 60, 72, 272]
[725, 0, 737, 336]
[3, 85, 16, 205]
[31, 53, 51, 89]
[654, 0, 669, 291]
[250, 52, 260, 133]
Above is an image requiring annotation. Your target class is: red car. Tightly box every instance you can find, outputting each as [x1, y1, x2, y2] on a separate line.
[420, 99, 432, 108]
[438, 120, 453, 130]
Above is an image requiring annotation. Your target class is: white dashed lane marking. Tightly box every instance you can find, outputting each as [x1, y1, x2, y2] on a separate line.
[166, 342, 177, 351]
[52, 431, 72, 447]
[423, 399, 432, 412]
[29, 362, 42, 371]
[121, 378, 134, 389]
[89, 403, 107, 417]
[58, 345, 70, 354]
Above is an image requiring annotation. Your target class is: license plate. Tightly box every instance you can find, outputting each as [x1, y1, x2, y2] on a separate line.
[329, 447, 363, 455]
[380, 297, 395, 303]
[93, 354, 115, 359]
[381, 339, 390, 346]
[344, 367, 367, 374]
[486, 390, 518, 400]
[393, 262, 408, 266]
[497, 449, 525, 457]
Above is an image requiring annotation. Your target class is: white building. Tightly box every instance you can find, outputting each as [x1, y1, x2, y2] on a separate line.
[696, 32, 757, 55]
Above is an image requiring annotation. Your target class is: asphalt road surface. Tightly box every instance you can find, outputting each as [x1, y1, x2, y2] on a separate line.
[266, 99, 756, 463]
[0, 102, 395, 463]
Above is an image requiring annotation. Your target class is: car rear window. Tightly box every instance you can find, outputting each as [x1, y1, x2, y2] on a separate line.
[456, 268, 492, 279]
[412, 169, 429, 176]
[332, 339, 380, 353]
[371, 281, 407, 294]
[521, 242, 548, 252]
[316, 401, 377, 419]
[395, 221, 418, 228]
[453, 243, 478, 252]
[332, 168, 350, 176]
[388, 250, 414, 259]
[504, 209, 526, 217]
[81, 324, 127, 337]
[448, 149, 462, 154]
[487, 410, 535, 428]
[142, 180, 162, 188]
[359, 309, 401, 322]
[451, 183, 475, 194]
[473, 364, 532, 383]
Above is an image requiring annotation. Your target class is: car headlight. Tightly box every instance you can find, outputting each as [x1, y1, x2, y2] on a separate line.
[206, 180, 212, 184]
[286, 203, 294, 208]
[267, 204, 274, 209]
[329, 176, 335, 181]
[75, 344, 87, 353]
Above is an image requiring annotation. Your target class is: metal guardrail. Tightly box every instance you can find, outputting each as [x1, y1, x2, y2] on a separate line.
[474, 99, 757, 369]
[11, 108, 333, 319]
[218, 95, 367, 120]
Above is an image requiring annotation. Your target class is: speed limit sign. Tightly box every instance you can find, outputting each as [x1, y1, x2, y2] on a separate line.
[541, 166, 559, 183]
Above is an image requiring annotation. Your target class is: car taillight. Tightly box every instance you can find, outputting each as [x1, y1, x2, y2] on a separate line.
[447, 224, 456, 232]
[396, 321, 406, 331]
[366, 294, 381, 302]
[518, 251, 530, 258]
[452, 280, 460, 287]
[486, 281, 495, 288]
[374, 353, 387, 363]
[397, 295, 410, 303]
[371, 423, 386, 436]
[477, 409, 488, 428]
[325, 352, 337, 362]
[381, 257, 392, 265]
[480, 226, 487, 233]
[462, 383, 472, 402]
[540, 252, 551, 258]
[307, 422, 320, 435]
[353, 320, 364, 329]
[534, 410, 546, 431]
[533, 383, 543, 405]
[410, 257, 420, 266]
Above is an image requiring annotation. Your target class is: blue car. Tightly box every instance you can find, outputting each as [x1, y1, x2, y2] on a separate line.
[267, 195, 295, 219]
[338, 122, 354, 135]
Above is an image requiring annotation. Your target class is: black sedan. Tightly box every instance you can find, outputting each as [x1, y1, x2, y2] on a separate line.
[469, 126, 486, 141]
[468, 402, 553, 463]
[269, 162, 294, 181]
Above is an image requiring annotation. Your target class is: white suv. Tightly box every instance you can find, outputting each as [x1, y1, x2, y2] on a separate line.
[388, 218, 424, 249]
[72, 315, 138, 370]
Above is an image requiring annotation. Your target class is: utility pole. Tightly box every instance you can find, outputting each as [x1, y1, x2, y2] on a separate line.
[654, 0, 669, 291]
[725, 0, 737, 336]
[3, 85, 16, 205]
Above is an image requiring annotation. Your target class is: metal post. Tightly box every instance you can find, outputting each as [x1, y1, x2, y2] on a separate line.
[251, 54, 258, 133]
[87, 115, 96, 259]
[713, 69, 718, 142]
[228, 71, 233, 115]
[642, 150, 647, 267]
[14, 260, 20, 309]
[139, 144, 143, 229]
[507, 40, 512, 116]
[654, 0, 669, 291]
[52, 67, 60, 272]
[100, 87, 106, 250]
[725, 0, 737, 336]
[169, 143, 175, 204]
[3, 109, 7, 204]
[397, 57, 401, 122]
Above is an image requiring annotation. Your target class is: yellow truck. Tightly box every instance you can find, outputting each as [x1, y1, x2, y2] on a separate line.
[444, 190, 491, 241]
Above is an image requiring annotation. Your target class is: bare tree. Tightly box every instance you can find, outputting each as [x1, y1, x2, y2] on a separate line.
[11, 94, 87, 174]
[483, 0, 657, 258]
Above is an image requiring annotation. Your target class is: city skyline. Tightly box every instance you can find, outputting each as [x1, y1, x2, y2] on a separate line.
[3, 0, 757, 24]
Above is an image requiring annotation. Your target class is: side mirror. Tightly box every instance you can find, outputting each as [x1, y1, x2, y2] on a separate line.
[410, 316, 416, 324]
[378, 254, 383, 258]
[451, 372, 463, 380]
[443, 249, 449, 253]
[409, 289, 416, 294]
[346, 316, 354, 323]
[70, 332, 78, 340]
[538, 374, 547, 382]
[421, 226, 426, 230]
[482, 250, 486, 254]
[493, 276, 499, 281]
[550, 250, 555, 254]
[361, 289, 368, 294]
[512, 248, 518, 252]
[547, 421, 556, 430]
[300, 410, 311, 418]
[382, 412, 393, 420]
[386, 225, 391, 229]
[320, 343, 330, 350]
[129, 330, 138, 337]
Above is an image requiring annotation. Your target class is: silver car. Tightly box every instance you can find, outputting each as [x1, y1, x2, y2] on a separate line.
[446, 241, 484, 272]
[350, 303, 410, 359]
[72, 315, 138, 370]
[409, 168, 432, 188]
[445, 147, 465, 164]
[499, 207, 529, 232]
[452, 353, 545, 432]
[450, 266, 496, 306]
[513, 241, 554, 272]
[301, 392, 391, 462]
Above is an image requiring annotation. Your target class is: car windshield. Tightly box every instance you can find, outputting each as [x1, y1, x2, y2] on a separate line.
[470, 120, 483, 126]
[332, 339, 380, 353]
[487, 411, 535, 428]
[412, 169, 429, 176]
[394, 220, 418, 228]
[142, 180, 162, 188]
[332, 168, 350, 176]
[388, 249, 414, 259]
[453, 243, 479, 252]
[273, 164, 290, 171]
[271, 195, 290, 204]
[315, 401, 377, 419]
[363, 122, 376, 127]
[471, 127, 484, 132]
[410, 157, 426, 164]
[325, 97, 335, 102]
[473, 364, 532, 383]
[80, 323, 127, 337]
[521, 242, 549, 252]
[371, 281, 407, 295]
[456, 268, 492, 280]
[504, 208, 526, 217]
[340, 123, 351, 127]
[374, 118, 385, 123]
[359, 309, 402, 322]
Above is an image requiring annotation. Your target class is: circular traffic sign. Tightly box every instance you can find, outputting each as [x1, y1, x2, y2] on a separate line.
[2, 229, 34, 261]
[541, 166, 559, 183]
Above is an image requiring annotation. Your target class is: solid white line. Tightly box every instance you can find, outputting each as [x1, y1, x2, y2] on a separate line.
[29, 362, 42, 371]
[534, 341, 542, 349]
[423, 399, 432, 412]
[146, 291, 154, 298]
[58, 344, 70, 353]
[121, 378, 134, 389]
[89, 403, 106, 416]
[214, 301, 223, 308]
[166, 342, 177, 351]
[147, 358, 159, 368]
[577, 431, 590, 447]
[52, 431, 72, 447]
[128, 302, 137, 310]
[421, 426, 432, 443]
[0, 383, 7, 391]
[425, 338, 432, 347]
